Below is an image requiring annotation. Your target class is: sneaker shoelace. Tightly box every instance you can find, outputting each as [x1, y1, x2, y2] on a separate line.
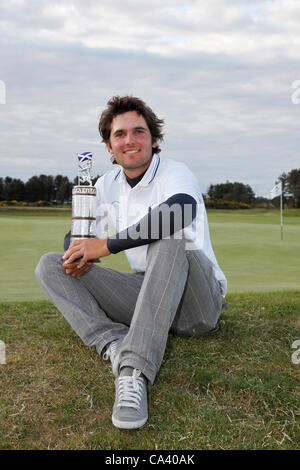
[117, 370, 144, 410]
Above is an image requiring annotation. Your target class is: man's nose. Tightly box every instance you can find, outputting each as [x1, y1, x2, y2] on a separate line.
[125, 131, 135, 145]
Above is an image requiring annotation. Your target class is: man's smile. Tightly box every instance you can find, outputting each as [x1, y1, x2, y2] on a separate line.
[123, 149, 140, 154]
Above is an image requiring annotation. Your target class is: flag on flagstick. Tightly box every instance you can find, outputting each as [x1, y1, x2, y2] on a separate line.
[270, 182, 283, 240]
[270, 182, 282, 199]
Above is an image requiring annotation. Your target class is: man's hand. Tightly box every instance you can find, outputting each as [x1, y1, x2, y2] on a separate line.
[63, 238, 110, 273]
[63, 261, 94, 277]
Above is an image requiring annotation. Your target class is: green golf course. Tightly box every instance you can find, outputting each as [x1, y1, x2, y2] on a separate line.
[0, 207, 299, 302]
[1, 207, 299, 450]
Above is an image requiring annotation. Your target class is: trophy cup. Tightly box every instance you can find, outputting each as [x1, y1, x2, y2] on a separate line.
[70, 152, 97, 245]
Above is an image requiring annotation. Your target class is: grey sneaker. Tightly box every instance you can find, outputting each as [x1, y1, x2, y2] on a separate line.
[102, 339, 123, 375]
[112, 368, 148, 429]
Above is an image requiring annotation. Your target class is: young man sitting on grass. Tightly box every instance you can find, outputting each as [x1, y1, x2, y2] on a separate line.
[36, 95, 227, 430]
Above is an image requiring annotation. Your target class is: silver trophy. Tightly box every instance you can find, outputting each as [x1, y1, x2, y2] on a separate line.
[70, 152, 97, 245]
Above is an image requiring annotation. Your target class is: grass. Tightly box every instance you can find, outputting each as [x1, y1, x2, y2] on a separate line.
[0, 207, 300, 301]
[0, 291, 299, 450]
[207, 208, 300, 293]
[0, 207, 299, 449]
[0, 207, 130, 302]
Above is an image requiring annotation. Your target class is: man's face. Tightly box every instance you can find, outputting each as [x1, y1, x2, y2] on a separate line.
[106, 111, 158, 178]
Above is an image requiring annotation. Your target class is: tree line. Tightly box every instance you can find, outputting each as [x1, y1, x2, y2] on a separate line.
[0, 175, 73, 204]
[0, 174, 100, 205]
[206, 168, 300, 208]
[277, 169, 300, 208]
[0, 168, 299, 208]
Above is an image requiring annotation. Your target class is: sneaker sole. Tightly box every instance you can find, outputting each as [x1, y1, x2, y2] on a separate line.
[112, 415, 148, 430]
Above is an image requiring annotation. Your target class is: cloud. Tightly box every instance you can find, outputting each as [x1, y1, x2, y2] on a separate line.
[2, 0, 300, 59]
[0, 0, 299, 195]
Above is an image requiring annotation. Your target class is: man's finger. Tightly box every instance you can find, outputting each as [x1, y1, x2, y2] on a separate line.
[71, 268, 87, 277]
[65, 264, 84, 275]
[63, 240, 82, 260]
[70, 240, 81, 247]
[77, 258, 88, 269]
[65, 249, 83, 264]
[71, 263, 93, 277]
[63, 262, 79, 274]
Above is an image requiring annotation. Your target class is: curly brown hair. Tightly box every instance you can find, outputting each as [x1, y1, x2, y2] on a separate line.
[99, 96, 164, 159]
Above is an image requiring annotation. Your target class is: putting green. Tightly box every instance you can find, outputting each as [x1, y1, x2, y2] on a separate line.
[208, 210, 300, 293]
[0, 209, 299, 301]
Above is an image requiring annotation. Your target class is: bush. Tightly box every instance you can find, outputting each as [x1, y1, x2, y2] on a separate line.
[204, 199, 251, 209]
[0, 200, 53, 208]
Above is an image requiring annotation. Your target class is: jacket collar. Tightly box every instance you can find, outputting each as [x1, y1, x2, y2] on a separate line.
[114, 154, 160, 187]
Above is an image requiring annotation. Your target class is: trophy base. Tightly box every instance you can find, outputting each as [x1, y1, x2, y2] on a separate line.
[77, 257, 101, 263]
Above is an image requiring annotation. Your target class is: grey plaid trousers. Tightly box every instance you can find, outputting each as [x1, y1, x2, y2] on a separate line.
[35, 238, 223, 385]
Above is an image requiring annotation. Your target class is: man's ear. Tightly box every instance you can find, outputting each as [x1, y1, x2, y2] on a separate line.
[105, 141, 113, 154]
[152, 139, 158, 149]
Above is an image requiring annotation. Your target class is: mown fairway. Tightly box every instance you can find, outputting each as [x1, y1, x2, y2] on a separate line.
[208, 209, 300, 293]
[0, 208, 130, 302]
[0, 207, 299, 301]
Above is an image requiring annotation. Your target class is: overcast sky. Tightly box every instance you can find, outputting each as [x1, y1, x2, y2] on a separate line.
[0, 0, 299, 197]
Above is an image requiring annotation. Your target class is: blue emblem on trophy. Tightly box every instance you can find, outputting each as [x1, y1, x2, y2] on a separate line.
[77, 151, 93, 186]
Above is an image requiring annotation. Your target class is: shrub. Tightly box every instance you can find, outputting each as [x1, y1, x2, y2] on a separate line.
[205, 199, 251, 209]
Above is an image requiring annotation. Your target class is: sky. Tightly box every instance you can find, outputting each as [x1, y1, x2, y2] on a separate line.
[0, 0, 300, 197]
